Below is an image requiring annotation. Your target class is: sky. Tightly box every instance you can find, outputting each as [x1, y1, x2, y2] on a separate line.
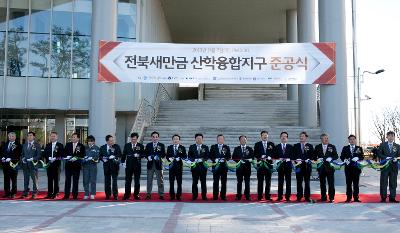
[355, 0, 400, 144]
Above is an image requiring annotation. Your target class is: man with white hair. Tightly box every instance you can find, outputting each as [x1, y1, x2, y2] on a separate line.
[1, 132, 22, 198]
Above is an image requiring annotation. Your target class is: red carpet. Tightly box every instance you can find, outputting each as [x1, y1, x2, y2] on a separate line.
[0, 191, 395, 203]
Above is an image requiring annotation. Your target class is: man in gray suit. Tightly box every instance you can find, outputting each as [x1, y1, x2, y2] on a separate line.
[21, 131, 41, 199]
[378, 131, 400, 203]
[83, 135, 100, 200]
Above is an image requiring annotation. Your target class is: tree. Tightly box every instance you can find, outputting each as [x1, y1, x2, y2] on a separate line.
[7, 26, 27, 77]
[372, 108, 400, 143]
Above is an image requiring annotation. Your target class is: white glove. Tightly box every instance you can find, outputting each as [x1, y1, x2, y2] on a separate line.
[148, 156, 153, 161]
[121, 163, 126, 168]
[317, 158, 324, 162]
[247, 158, 253, 162]
[219, 158, 225, 162]
[215, 158, 219, 163]
[261, 155, 266, 159]
[65, 156, 72, 160]
[175, 157, 180, 161]
[70, 157, 77, 162]
[344, 159, 350, 165]
[326, 157, 332, 162]
[154, 155, 159, 161]
[5, 158, 11, 162]
[1, 157, 5, 162]
[394, 158, 398, 163]
[240, 160, 245, 163]
[305, 159, 310, 163]
[27, 158, 33, 162]
[197, 158, 203, 163]
[207, 159, 212, 163]
[87, 157, 93, 161]
[386, 157, 392, 160]
[103, 158, 108, 162]
[296, 159, 302, 164]
[48, 157, 52, 161]
[285, 158, 291, 162]
[228, 159, 234, 163]
[168, 157, 174, 162]
[351, 157, 359, 162]
[134, 153, 139, 158]
[267, 156, 272, 160]
[109, 155, 115, 160]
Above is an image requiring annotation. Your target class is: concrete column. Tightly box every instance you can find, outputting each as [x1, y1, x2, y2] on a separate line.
[55, 112, 66, 144]
[319, 0, 349, 146]
[286, 9, 298, 101]
[89, 0, 117, 145]
[297, 0, 318, 127]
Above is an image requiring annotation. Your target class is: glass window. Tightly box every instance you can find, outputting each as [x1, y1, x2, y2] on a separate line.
[52, 0, 72, 32]
[51, 32, 71, 78]
[51, 0, 73, 78]
[8, 0, 29, 32]
[29, 33, 50, 77]
[7, 31, 28, 77]
[0, 0, 6, 31]
[72, 35, 90, 79]
[74, 0, 91, 36]
[31, 0, 51, 34]
[117, 0, 136, 40]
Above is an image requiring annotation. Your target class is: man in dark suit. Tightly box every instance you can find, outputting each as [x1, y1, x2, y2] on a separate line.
[314, 133, 338, 203]
[63, 133, 85, 200]
[378, 131, 400, 203]
[1, 131, 21, 198]
[122, 132, 145, 200]
[21, 131, 41, 199]
[293, 131, 315, 202]
[340, 134, 364, 203]
[145, 131, 166, 200]
[273, 132, 294, 202]
[99, 135, 122, 200]
[188, 133, 210, 201]
[43, 132, 64, 199]
[166, 134, 187, 201]
[253, 130, 275, 201]
[232, 135, 254, 201]
[209, 134, 231, 201]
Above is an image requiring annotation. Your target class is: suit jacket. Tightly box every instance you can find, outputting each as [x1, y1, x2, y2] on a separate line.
[314, 143, 338, 173]
[145, 142, 166, 170]
[340, 145, 364, 168]
[253, 141, 275, 159]
[1, 140, 22, 164]
[122, 142, 145, 167]
[166, 144, 187, 170]
[99, 144, 122, 163]
[209, 144, 231, 161]
[232, 145, 254, 170]
[43, 142, 64, 167]
[188, 144, 209, 161]
[273, 143, 294, 160]
[22, 141, 41, 162]
[64, 142, 86, 169]
[377, 142, 400, 159]
[293, 143, 315, 160]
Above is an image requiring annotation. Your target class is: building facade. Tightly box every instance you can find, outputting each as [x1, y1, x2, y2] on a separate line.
[0, 0, 349, 147]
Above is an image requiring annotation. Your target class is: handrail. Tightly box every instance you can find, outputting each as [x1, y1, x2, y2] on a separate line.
[129, 84, 172, 142]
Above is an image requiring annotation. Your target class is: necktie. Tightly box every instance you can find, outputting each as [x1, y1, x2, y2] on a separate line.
[351, 146, 354, 155]
[283, 144, 286, 154]
[218, 145, 222, 154]
[108, 148, 112, 155]
[389, 144, 393, 152]
[197, 145, 201, 155]
[28, 142, 32, 150]
[132, 144, 136, 150]
[242, 146, 245, 155]
[263, 142, 267, 153]
[73, 143, 76, 153]
[323, 145, 327, 154]
[174, 145, 178, 156]
[52, 144, 55, 158]
[7, 142, 13, 152]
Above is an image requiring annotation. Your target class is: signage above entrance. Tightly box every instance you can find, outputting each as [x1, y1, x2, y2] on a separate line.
[98, 41, 335, 84]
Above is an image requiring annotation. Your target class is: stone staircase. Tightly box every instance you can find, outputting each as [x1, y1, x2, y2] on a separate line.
[136, 84, 321, 180]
